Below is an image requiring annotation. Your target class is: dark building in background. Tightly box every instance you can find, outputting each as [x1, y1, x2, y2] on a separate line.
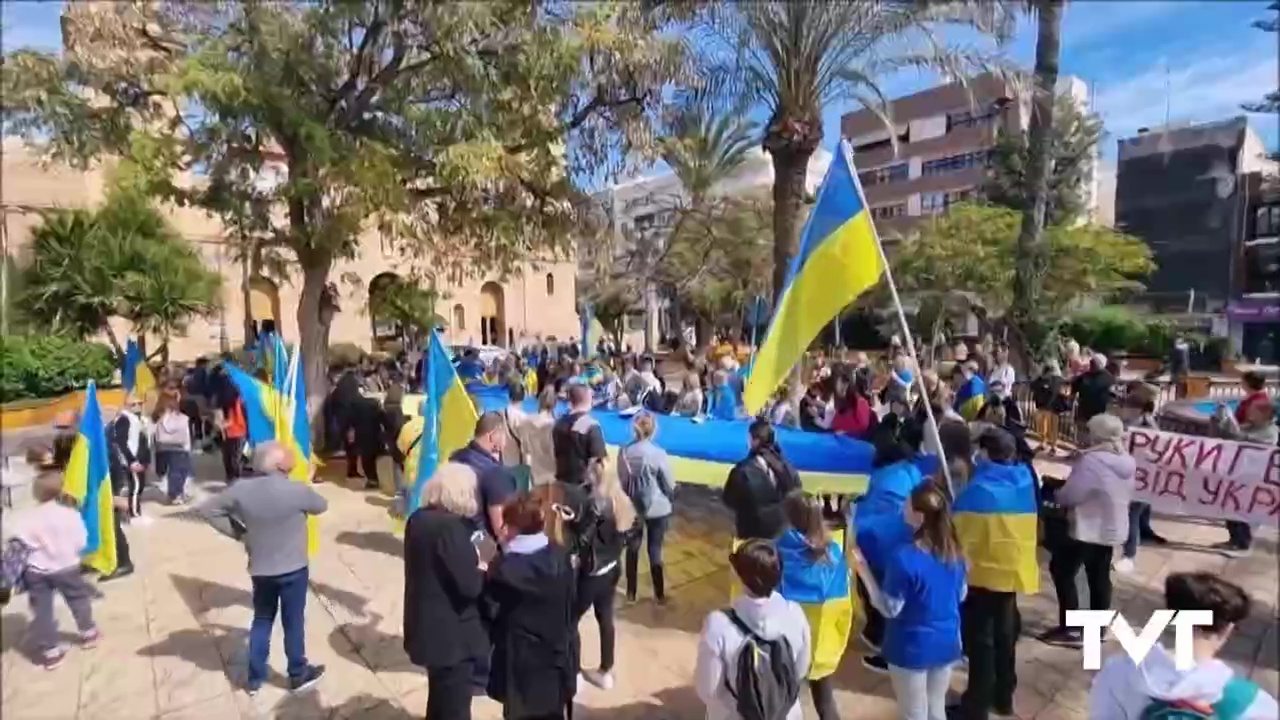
[1115, 117, 1263, 315]
[1232, 171, 1280, 363]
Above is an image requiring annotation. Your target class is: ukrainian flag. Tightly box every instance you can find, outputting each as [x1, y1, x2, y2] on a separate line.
[952, 460, 1040, 594]
[122, 338, 156, 399]
[743, 142, 885, 415]
[401, 332, 478, 531]
[954, 374, 988, 421]
[224, 360, 319, 556]
[776, 529, 854, 680]
[62, 381, 117, 575]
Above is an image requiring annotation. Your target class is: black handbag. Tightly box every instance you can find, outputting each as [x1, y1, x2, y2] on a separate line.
[1038, 477, 1070, 551]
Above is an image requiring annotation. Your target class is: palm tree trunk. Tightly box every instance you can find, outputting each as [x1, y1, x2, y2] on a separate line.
[769, 149, 812, 303]
[1011, 0, 1064, 352]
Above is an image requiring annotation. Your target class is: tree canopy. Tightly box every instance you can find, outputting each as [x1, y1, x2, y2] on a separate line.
[984, 93, 1102, 226]
[2, 0, 686, 399]
[16, 190, 222, 356]
[893, 202, 1154, 317]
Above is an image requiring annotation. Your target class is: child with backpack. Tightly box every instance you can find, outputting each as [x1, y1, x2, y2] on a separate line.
[1088, 572, 1277, 719]
[694, 538, 811, 720]
[853, 480, 966, 720]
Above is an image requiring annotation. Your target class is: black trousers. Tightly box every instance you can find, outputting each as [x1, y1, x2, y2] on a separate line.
[856, 576, 885, 648]
[426, 660, 474, 720]
[114, 510, 133, 568]
[809, 676, 839, 720]
[221, 436, 245, 482]
[959, 588, 1020, 719]
[1048, 538, 1114, 628]
[574, 565, 620, 672]
[623, 516, 669, 600]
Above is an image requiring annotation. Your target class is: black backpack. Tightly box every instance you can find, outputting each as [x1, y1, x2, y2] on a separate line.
[722, 609, 801, 720]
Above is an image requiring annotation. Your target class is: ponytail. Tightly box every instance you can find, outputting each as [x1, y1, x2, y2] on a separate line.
[911, 480, 962, 563]
[783, 491, 831, 562]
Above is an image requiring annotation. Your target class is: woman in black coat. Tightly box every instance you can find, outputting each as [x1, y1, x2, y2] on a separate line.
[483, 492, 579, 720]
[404, 463, 488, 720]
[722, 419, 802, 540]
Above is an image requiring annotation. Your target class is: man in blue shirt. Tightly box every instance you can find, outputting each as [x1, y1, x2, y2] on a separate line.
[449, 412, 517, 542]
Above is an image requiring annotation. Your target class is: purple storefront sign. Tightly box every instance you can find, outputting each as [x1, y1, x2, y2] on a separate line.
[1227, 301, 1280, 321]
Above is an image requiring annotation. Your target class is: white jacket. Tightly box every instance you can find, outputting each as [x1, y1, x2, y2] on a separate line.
[1089, 644, 1278, 719]
[694, 592, 811, 720]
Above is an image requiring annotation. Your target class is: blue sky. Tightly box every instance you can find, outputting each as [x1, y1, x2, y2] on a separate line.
[4, 1, 1276, 173]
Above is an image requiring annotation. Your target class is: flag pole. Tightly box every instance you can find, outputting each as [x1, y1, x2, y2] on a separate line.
[842, 139, 954, 496]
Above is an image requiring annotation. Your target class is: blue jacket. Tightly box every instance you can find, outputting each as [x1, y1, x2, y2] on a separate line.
[853, 461, 926, 582]
[776, 529, 850, 604]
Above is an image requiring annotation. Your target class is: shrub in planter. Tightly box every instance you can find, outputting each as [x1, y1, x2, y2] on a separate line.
[0, 335, 116, 402]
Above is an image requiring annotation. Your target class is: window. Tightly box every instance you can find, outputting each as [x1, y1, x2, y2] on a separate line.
[545, 272, 555, 296]
[858, 162, 909, 187]
[634, 212, 658, 232]
[921, 189, 976, 215]
[1242, 239, 1280, 295]
[851, 128, 910, 155]
[946, 108, 1000, 132]
[452, 304, 466, 331]
[921, 150, 991, 177]
[871, 203, 907, 220]
[1254, 204, 1280, 238]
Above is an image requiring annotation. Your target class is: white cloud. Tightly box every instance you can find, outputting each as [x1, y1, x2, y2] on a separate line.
[1094, 39, 1276, 146]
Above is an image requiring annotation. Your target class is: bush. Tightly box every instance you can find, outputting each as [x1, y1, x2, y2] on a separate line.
[329, 342, 366, 368]
[0, 335, 116, 402]
[1062, 307, 1176, 358]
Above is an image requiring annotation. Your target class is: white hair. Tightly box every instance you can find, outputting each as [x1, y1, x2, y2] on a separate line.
[252, 441, 293, 475]
[419, 462, 480, 519]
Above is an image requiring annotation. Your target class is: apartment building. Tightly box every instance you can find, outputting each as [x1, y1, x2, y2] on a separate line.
[839, 73, 1096, 238]
[584, 148, 831, 349]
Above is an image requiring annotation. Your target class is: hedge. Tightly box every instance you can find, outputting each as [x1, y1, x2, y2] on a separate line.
[1061, 307, 1177, 358]
[0, 335, 116, 403]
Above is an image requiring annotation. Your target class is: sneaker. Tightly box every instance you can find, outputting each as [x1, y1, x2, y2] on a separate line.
[289, 664, 325, 693]
[1036, 626, 1083, 648]
[40, 647, 68, 670]
[244, 683, 261, 698]
[1113, 557, 1136, 574]
[861, 654, 889, 674]
[79, 628, 101, 649]
[583, 669, 614, 690]
[859, 630, 881, 652]
[99, 564, 135, 582]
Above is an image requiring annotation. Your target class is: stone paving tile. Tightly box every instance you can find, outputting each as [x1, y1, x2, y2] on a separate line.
[2, 464, 1276, 719]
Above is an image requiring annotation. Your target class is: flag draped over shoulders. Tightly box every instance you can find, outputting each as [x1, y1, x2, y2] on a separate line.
[955, 375, 988, 421]
[62, 381, 117, 575]
[743, 143, 886, 415]
[776, 528, 854, 680]
[952, 460, 1039, 594]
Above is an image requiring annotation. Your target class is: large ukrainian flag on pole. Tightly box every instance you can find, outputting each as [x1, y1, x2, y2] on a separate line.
[397, 332, 479, 534]
[743, 141, 886, 414]
[63, 382, 117, 575]
[122, 338, 156, 399]
[224, 359, 319, 556]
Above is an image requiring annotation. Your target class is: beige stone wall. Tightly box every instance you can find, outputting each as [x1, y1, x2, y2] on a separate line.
[2, 140, 582, 360]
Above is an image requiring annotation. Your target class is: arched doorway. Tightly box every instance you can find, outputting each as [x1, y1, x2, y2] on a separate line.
[247, 276, 281, 336]
[368, 272, 403, 344]
[480, 282, 505, 347]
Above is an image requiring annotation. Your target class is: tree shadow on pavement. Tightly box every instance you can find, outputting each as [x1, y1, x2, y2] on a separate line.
[272, 690, 416, 720]
[335, 530, 404, 558]
[170, 573, 253, 616]
[585, 685, 704, 720]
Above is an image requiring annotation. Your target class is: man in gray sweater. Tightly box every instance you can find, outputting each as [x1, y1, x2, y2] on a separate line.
[198, 441, 328, 696]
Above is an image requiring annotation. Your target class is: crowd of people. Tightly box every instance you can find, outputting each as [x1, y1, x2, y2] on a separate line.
[1, 330, 1276, 720]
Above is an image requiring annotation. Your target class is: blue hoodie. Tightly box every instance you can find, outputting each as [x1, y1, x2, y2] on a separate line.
[853, 461, 927, 582]
[776, 529, 851, 604]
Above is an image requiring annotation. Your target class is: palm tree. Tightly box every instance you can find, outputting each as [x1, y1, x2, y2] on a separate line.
[1010, 0, 1065, 350]
[695, 1, 1015, 302]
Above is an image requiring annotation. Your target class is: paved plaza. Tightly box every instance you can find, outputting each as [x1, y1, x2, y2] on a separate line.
[1, 457, 1276, 720]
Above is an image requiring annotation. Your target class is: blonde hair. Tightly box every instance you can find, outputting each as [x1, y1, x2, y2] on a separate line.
[783, 491, 831, 562]
[594, 467, 637, 531]
[420, 462, 480, 518]
[632, 412, 656, 441]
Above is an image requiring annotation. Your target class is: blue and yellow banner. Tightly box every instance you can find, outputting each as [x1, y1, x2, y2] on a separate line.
[743, 142, 885, 414]
[62, 381, 117, 575]
[122, 339, 156, 398]
[954, 374, 988, 421]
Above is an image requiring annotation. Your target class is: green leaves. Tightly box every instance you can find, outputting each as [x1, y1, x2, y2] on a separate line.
[16, 191, 223, 344]
[893, 202, 1154, 316]
[0, 335, 117, 402]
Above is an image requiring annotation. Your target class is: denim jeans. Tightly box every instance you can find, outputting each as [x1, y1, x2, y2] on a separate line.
[247, 566, 309, 687]
[1122, 502, 1153, 559]
[155, 449, 192, 501]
